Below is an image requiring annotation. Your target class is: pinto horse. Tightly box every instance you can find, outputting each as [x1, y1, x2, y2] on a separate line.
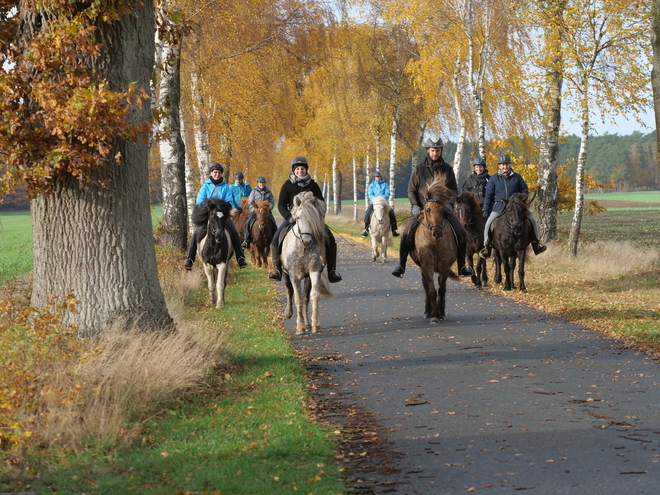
[369, 196, 391, 263]
[491, 192, 532, 293]
[249, 200, 274, 268]
[192, 198, 234, 308]
[233, 197, 250, 243]
[410, 178, 459, 323]
[281, 191, 333, 334]
[455, 192, 488, 287]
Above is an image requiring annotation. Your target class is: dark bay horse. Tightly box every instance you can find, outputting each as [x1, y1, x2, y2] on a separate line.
[233, 197, 250, 243]
[455, 192, 488, 287]
[191, 198, 234, 308]
[492, 192, 532, 293]
[249, 200, 274, 268]
[411, 178, 459, 323]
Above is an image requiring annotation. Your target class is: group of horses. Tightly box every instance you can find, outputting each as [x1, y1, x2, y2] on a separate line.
[192, 179, 535, 332]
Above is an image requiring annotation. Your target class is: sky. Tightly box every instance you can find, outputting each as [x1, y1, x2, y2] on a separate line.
[561, 107, 656, 137]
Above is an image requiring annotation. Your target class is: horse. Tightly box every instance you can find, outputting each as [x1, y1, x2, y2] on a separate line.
[491, 192, 532, 293]
[191, 198, 234, 308]
[369, 195, 391, 263]
[280, 191, 334, 334]
[249, 200, 274, 268]
[455, 192, 488, 287]
[410, 178, 459, 323]
[233, 197, 250, 242]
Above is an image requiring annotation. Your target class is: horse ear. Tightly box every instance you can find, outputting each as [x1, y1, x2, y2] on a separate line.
[294, 196, 302, 207]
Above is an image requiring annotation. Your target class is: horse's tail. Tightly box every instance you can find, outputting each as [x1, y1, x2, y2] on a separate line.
[319, 272, 335, 298]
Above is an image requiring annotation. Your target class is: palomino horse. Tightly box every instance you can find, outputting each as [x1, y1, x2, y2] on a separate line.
[492, 192, 532, 293]
[233, 197, 250, 243]
[281, 191, 333, 334]
[455, 192, 488, 287]
[411, 178, 459, 324]
[369, 195, 391, 263]
[192, 198, 234, 308]
[249, 200, 274, 268]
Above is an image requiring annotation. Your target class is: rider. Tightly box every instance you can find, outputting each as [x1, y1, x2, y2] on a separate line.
[391, 137, 474, 279]
[183, 162, 248, 271]
[361, 170, 399, 238]
[268, 156, 342, 283]
[241, 176, 277, 249]
[480, 154, 547, 259]
[462, 157, 490, 207]
[230, 171, 252, 217]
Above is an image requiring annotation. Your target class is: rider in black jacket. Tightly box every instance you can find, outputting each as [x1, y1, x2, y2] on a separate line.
[462, 157, 490, 207]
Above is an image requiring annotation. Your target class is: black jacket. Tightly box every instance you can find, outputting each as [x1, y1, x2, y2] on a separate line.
[277, 178, 324, 221]
[407, 156, 458, 207]
[462, 172, 491, 205]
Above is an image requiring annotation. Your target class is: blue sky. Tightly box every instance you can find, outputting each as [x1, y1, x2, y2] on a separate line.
[562, 107, 656, 137]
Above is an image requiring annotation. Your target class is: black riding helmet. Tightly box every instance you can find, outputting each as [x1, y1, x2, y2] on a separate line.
[235, 171, 244, 179]
[291, 156, 309, 172]
[209, 162, 224, 173]
[373, 170, 382, 178]
[498, 154, 511, 164]
[473, 157, 486, 167]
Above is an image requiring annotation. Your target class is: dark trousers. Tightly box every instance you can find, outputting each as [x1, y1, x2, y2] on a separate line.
[271, 219, 338, 272]
[186, 220, 245, 263]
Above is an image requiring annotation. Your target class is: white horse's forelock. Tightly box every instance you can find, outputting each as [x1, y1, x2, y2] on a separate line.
[291, 192, 326, 247]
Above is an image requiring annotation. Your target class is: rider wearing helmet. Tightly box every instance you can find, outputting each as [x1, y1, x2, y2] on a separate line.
[361, 170, 399, 238]
[462, 157, 490, 206]
[391, 137, 474, 278]
[183, 162, 248, 271]
[241, 176, 276, 249]
[230, 171, 252, 215]
[268, 156, 342, 283]
[480, 154, 546, 258]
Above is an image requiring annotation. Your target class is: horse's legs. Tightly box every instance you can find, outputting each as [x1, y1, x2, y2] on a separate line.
[467, 250, 479, 286]
[203, 263, 217, 305]
[292, 279, 306, 335]
[309, 271, 322, 334]
[381, 233, 388, 263]
[517, 250, 527, 293]
[436, 274, 447, 320]
[503, 256, 515, 291]
[493, 250, 503, 284]
[477, 256, 488, 287]
[283, 273, 294, 320]
[421, 271, 437, 319]
[371, 235, 379, 262]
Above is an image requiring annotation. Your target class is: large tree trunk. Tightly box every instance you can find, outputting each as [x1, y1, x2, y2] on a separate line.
[156, 5, 187, 251]
[365, 150, 371, 203]
[181, 116, 196, 236]
[537, 0, 565, 243]
[388, 111, 398, 208]
[452, 61, 468, 179]
[188, 33, 212, 182]
[352, 156, 358, 222]
[568, 88, 589, 257]
[653, 0, 660, 170]
[332, 155, 340, 215]
[28, 1, 172, 337]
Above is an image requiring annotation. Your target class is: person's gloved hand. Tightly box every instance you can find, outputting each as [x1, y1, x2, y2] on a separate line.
[445, 203, 454, 213]
[288, 216, 296, 224]
[412, 205, 421, 216]
[483, 211, 490, 219]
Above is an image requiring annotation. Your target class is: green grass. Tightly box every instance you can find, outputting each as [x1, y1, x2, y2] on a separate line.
[585, 190, 660, 203]
[0, 211, 33, 286]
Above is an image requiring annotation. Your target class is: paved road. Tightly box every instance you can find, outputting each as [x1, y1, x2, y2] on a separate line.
[281, 236, 660, 494]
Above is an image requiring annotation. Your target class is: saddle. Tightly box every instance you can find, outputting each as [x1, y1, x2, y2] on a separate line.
[275, 223, 294, 249]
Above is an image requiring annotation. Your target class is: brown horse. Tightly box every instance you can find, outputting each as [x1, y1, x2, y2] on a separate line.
[410, 178, 459, 323]
[455, 192, 488, 287]
[491, 192, 532, 293]
[232, 197, 250, 242]
[249, 200, 274, 268]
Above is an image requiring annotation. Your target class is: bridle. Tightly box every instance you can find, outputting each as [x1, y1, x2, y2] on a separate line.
[421, 199, 446, 236]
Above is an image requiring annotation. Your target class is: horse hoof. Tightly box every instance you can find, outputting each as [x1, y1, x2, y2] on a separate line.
[482, 281, 488, 287]
[430, 317, 440, 324]
[423, 313, 430, 319]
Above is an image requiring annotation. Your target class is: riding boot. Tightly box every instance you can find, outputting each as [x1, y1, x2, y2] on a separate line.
[391, 243, 408, 278]
[268, 240, 282, 281]
[389, 210, 400, 236]
[227, 222, 248, 269]
[183, 228, 201, 270]
[531, 240, 547, 255]
[325, 238, 342, 283]
[361, 221, 369, 237]
[447, 214, 474, 277]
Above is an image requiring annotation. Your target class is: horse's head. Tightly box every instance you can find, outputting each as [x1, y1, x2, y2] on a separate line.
[254, 201, 270, 227]
[502, 193, 529, 237]
[208, 199, 230, 242]
[422, 199, 446, 241]
[455, 192, 479, 229]
[372, 196, 389, 224]
[292, 192, 325, 249]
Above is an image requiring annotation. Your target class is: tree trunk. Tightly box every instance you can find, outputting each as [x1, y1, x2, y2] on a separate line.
[365, 151, 370, 203]
[388, 111, 398, 208]
[29, 0, 172, 337]
[653, 0, 660, 171]
[189, 61, 212, 183]
[181, 116, 196, 236]
[332, 155, 340, 215]
[352, 156, 358, 222]
[452, 61, 467, 180]
[568, 89, 589, 257]
[156, 10, 187, 251]
[537, 0, 565, 243]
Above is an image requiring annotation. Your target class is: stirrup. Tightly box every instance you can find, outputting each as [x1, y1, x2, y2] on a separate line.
[328, 270, 342, 283]
[391, 265, 405, 278]
[268, 268, 282, 281]
[361, 229, 369, 237]
[479, 245, 491, 259]
[238, 257, 248, 269]
[460, 265, 474, 277]
[241, 240, 248, 249]
[183, 258, 193, 271]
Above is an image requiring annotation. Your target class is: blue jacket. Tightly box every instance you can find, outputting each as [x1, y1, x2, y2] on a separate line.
[482, 170, 528, 214]
[196, 178, 236, 208]
[230, 181, 252, 210]
[368, 180, 390, 203]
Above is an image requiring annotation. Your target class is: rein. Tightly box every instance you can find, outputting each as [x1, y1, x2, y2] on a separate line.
[421, 199, 446, 233]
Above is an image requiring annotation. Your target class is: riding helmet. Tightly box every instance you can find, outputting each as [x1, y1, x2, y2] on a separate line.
[373, 170, 382, 178]
[473, 157, 486, 167]
[498, 154, 512, 164]
[235, 171, 245, 179]
[256, 176, 266, 183]
[209, 162, 224, 173]
[423, 137, 444, 148]
[291, 156, 309, 171]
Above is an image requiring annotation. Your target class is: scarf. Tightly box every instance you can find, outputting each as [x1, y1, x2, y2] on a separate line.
[289, 172, 311, 188]
[211, 177, 224, 186]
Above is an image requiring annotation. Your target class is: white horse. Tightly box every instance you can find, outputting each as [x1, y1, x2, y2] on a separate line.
[369, 195, 391, 263]
[193, 198, 234, 308]
[281, 191, 334, 334]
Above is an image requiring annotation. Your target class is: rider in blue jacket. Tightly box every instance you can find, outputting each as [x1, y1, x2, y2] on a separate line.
[230, 171, 252, 215]
[480, 154, 546, 258]
[183, 162, 248, 271]
[361, 170, 399, 237]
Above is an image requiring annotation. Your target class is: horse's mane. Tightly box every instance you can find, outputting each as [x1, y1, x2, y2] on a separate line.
[457, 191, 481, 214]
[240, 197, 249, 209]
[254, 200, 270, 211]
[424, 175, 453, 205]
[505, 193, 529, 214]
[372, 195, 391, 212]
[192, 198, 230, 226]
[291, 191, 326, 249]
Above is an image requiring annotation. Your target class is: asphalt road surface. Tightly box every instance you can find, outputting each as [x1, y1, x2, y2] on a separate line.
[281, 236, 660, 494]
